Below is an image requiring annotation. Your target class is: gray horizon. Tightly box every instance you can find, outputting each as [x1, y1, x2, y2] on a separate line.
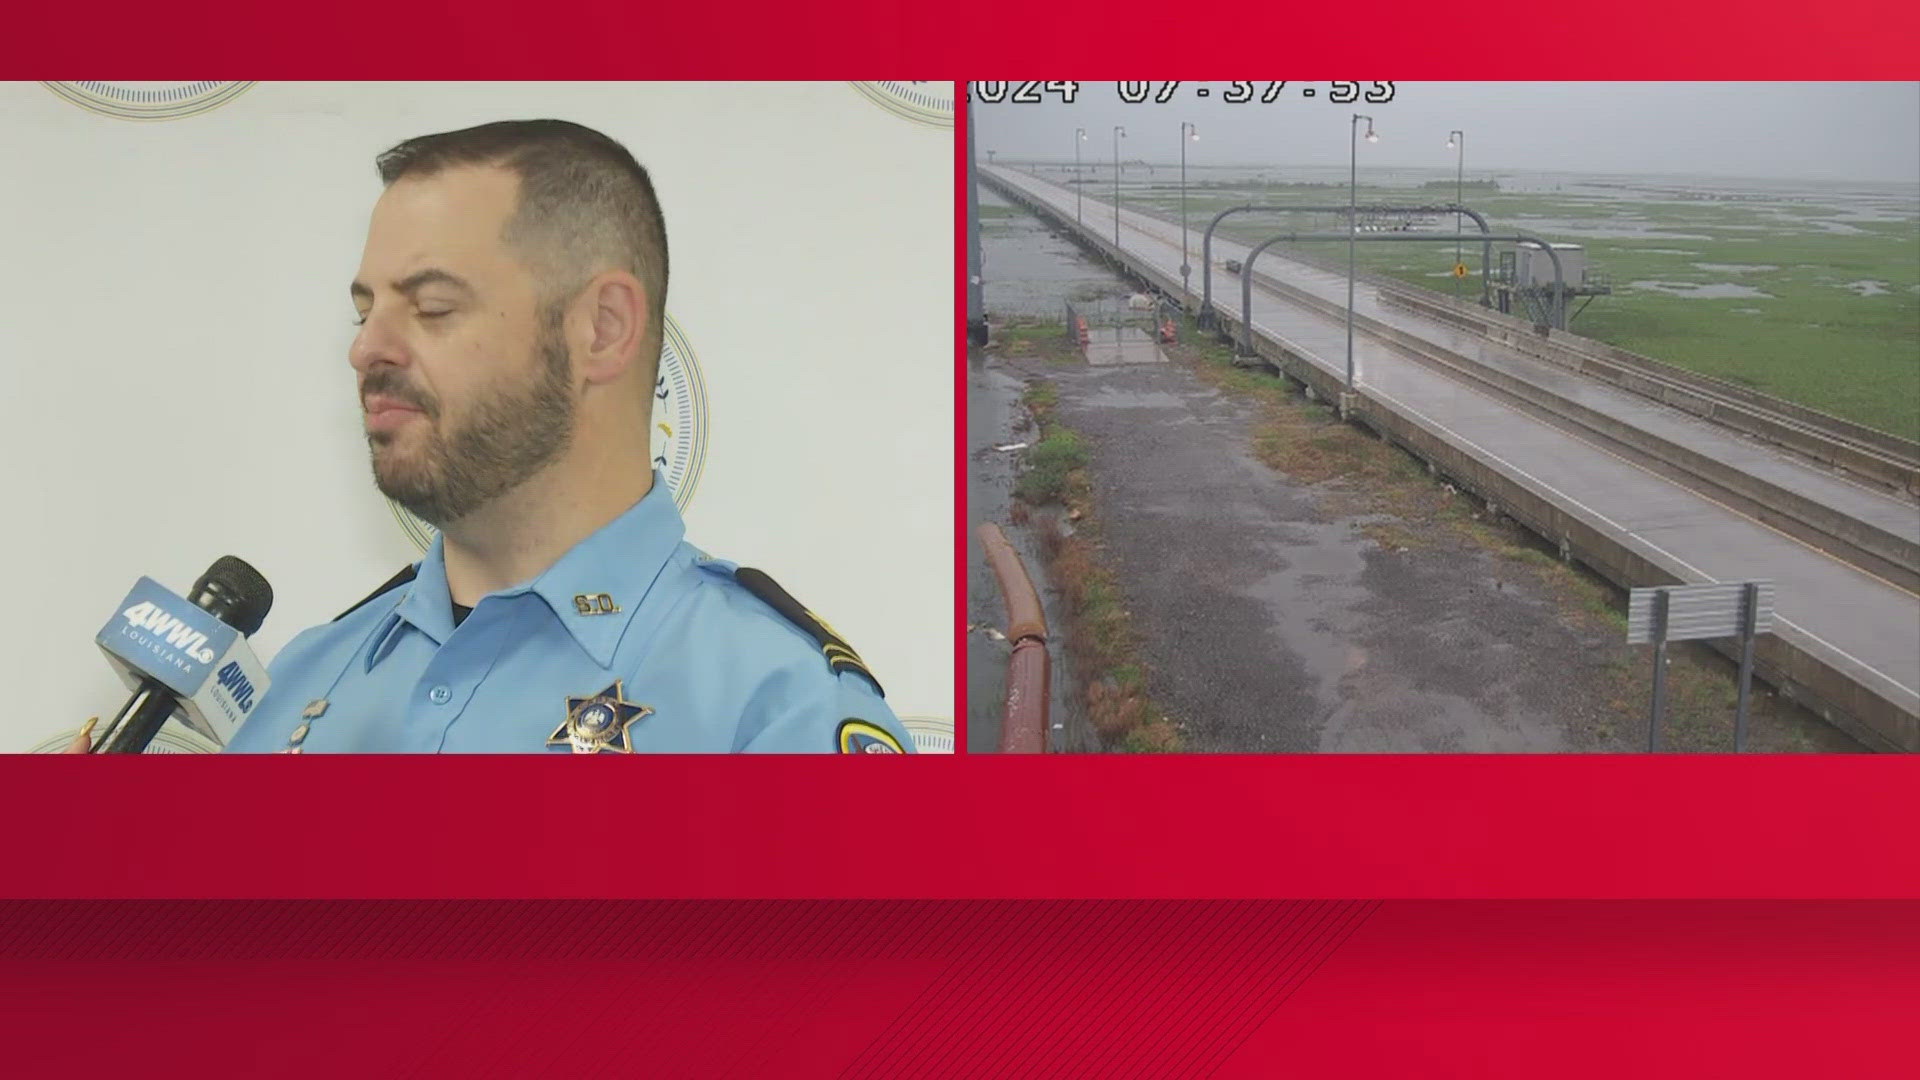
[970, 82, 1920, 186]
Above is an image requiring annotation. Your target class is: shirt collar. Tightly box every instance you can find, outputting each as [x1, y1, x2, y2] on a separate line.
[374, 472, 685, 670]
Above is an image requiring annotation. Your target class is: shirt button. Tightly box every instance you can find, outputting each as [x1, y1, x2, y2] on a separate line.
[428, 685, 452, 705]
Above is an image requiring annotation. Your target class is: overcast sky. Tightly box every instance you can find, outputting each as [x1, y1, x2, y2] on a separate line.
[971, 82, 1920, 184]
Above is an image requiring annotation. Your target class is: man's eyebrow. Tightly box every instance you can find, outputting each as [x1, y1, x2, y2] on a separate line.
[349, 268, 476, 303]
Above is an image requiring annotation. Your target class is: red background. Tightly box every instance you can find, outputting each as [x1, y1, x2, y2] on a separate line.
[3, 756, 1919, 897]
[7, 1, 1920, 1073]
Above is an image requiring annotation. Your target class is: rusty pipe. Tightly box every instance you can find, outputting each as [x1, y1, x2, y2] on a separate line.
[978, 523, 1050, 753]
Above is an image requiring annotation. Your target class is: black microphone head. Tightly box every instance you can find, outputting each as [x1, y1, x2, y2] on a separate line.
[188, 556, 274, 637]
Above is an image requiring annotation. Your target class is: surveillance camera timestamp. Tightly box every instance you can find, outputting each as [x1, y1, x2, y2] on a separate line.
[967, 81, 1396, 105]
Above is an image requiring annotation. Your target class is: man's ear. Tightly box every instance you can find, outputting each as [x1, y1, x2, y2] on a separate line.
[576, 271, 648, 385]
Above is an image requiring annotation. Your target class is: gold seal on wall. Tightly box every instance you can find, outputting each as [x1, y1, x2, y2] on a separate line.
[43, 82, 254, 121]
[849, 82, 954, 129]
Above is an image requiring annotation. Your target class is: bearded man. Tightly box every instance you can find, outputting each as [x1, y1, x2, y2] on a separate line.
[186, 120, 909, 754]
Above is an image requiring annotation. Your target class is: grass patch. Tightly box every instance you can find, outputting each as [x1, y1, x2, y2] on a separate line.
[1013, 427, 1091, 508]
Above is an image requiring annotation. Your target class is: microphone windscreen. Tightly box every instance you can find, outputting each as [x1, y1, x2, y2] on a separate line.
[190, 555, 274, 636]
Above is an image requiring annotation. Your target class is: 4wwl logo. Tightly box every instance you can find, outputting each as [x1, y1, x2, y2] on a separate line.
[215, 660, 259, 713]
[121, 601, 215, 664]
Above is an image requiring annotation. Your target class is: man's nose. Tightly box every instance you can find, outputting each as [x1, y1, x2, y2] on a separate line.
[349, 307, 410, 375]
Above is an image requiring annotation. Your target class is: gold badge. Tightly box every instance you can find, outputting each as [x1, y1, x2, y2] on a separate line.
[548, 681, 653, 754]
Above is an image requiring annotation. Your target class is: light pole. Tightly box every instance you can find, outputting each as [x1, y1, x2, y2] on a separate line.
[1180, 121, 1198, 306]
[967, 96, 983, 342]
[1112, 126, 1126, 250]
[1447, 130, 1464, 298]
[1074, 127, 1086, 223]
[1346, 114, 1377, 391]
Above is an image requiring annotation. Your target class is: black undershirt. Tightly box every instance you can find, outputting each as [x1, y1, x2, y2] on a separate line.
[452, 602, 474, 628]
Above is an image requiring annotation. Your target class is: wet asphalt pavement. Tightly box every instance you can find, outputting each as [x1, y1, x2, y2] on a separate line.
[1045, 360, 1621, 751]
[974, 189, 1598, 751]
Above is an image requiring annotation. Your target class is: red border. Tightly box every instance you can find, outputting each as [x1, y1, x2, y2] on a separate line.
[4, 5, 1918, 76]
[3, 7, 1916, 907]
[4, 900, 1917, 1075]
[7, 9, 1920, 1074]
[5, 756, 1918, 897]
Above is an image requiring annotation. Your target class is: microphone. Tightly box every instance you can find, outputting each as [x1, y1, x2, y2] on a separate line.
[92, 556, 275, 754]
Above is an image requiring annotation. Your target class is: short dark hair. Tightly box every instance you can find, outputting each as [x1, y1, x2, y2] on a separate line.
[376, 119, 669, 373]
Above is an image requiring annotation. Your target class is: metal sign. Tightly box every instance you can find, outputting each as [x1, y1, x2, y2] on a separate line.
[1628, 581, 1774, 752]
[1627, 582, 1773, 644]
[1452, 262, 1469, 278]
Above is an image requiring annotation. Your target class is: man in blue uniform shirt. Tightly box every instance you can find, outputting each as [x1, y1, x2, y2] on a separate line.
[207, 120, 909, 754]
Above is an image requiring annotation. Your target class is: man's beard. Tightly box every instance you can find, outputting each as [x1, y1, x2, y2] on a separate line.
[365, 313, 577, 528]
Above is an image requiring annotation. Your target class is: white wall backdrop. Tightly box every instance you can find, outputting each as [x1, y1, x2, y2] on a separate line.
[0, 81, 954, 750]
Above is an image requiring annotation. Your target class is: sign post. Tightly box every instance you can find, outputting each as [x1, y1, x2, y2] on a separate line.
[1733, 582, 1761, 752]
[1648, 590, 1669, 752]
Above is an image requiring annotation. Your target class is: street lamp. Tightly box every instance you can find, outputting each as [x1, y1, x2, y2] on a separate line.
[1112, 126, 1126, 250]
[1346, 114, 1377, 392]
[1447, 130, 1464, 297]
[1074, 127, 1086, 223]
[1180, 122, 1199, 306]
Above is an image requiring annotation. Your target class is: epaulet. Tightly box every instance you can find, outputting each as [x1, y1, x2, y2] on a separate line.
[332, 565, 418, 622]
[731, 567, 884, 695]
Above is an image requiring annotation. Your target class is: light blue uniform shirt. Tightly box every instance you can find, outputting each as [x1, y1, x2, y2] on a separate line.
[224, 475, 909, 754]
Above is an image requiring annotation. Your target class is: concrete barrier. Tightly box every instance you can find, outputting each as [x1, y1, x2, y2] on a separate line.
[1378, 287, 1920, 496]
[1234, 264, 1920, 592]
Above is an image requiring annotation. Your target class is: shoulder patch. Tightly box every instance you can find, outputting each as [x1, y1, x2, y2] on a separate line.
[837, 718, 904, 754]
[332, 565, 417, 622]
[733, 567, 884, 695]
